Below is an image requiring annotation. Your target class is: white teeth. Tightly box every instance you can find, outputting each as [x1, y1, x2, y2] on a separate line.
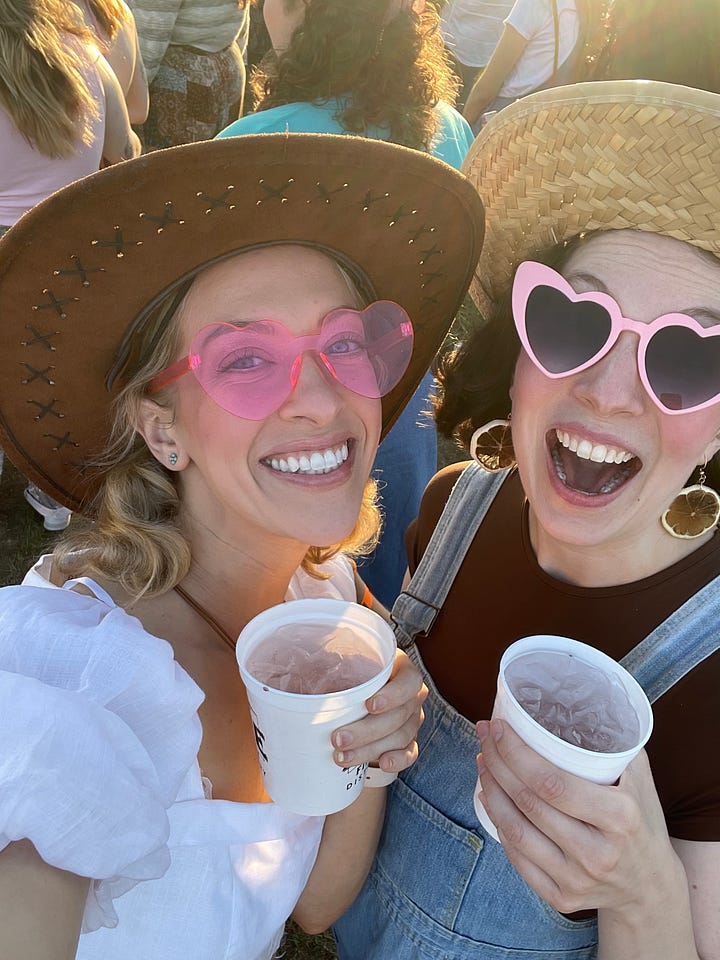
[555, 429, 635, 464]
[266, 442, 349, 475]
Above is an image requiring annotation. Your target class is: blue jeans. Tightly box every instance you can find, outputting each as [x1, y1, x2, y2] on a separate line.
[358, 371, 437, 609]
[334, 655, 599, 958]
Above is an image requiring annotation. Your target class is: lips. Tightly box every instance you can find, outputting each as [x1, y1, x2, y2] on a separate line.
[549, 429, 641, 495]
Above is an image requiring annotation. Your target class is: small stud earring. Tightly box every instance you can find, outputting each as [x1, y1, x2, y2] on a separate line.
[168, 452, 178, 466]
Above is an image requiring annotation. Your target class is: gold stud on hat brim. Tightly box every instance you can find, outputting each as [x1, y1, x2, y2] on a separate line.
[462, 79, 720, 318]
[0, 134, 484, 512]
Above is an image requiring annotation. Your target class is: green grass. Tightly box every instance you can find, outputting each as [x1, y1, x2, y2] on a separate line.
[0, 292, 482, 960]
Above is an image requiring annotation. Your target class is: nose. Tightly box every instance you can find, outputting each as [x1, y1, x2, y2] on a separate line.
[571, 331, 647, 417]
[278, 349, 344, 422]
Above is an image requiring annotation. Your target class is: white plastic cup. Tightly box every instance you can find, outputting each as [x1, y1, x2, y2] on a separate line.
[475, 635, 653, 841]
[236, 598, 396, 816]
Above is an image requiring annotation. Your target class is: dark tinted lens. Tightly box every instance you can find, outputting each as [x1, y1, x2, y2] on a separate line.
[525, 285, 613, 374]
[645, 326, 720, 411]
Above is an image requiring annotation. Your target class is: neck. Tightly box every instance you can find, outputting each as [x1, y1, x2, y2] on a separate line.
[527, 506, 715, 588]
[177, 503, 309, 638]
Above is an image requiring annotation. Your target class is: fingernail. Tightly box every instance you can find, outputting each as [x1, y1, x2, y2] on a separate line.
[333, 730, 353, 749]
[476, 720, 490, 742]
[477, 752, 486, 776]
[336, 750, 353, 764]
[370, 695, 386, 712]
[490, 718, 504, 740]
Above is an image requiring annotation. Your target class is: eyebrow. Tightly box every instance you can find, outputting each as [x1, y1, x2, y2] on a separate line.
[565, 272, 720, 327]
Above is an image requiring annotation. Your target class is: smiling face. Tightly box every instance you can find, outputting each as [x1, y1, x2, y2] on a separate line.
[146, 245, 382, 556]
[510, 230, 720, 580]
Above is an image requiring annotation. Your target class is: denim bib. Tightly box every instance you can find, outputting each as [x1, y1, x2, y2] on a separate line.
[334, 463, 720, 959]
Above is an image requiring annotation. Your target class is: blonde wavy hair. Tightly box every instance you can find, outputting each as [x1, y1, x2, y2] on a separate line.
[54, 252, 382, 600]
[0, 0, 100, 158]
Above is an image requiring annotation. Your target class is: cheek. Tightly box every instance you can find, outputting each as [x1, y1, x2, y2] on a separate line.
[660, 410, 720, 469]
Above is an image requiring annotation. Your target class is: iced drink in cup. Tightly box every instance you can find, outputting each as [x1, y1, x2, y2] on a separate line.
[475, 635, 653, 841]
[237, 598, 396, 816]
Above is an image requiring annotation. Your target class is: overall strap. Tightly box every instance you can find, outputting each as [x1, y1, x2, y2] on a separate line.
[620, 572, 720, 703]
[391, 463, 508, 650]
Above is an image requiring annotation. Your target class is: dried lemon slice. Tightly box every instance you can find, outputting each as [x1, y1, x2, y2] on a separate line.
[469, 420, 514, 473]
[661, 484, 720, 539]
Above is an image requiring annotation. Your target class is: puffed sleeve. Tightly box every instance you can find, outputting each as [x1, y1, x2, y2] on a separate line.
[0, 585, 204, 932]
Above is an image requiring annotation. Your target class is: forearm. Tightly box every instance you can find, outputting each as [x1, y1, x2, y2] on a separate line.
[597, 851, 700, 960]
[463, 74, 501, 127]
[292, 785, 386, 933]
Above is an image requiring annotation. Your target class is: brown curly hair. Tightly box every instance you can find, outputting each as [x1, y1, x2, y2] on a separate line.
[251, 0, 459, 151]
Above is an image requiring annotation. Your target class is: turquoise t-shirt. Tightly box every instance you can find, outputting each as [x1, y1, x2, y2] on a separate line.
[216, 98, 473, 170]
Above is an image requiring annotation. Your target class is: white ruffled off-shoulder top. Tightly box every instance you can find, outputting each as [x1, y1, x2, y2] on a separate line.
[0, 554, 358, 960]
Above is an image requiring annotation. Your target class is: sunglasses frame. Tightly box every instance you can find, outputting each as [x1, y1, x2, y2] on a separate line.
[512, 260, 720, 416]
[148, 301, 414, 419]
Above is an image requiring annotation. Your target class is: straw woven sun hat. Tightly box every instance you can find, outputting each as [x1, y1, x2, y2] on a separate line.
[462, 79, 720, 318]
[0, 134, 483, 512]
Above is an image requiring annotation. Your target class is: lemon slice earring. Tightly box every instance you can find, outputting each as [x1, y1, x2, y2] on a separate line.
[661, 466, 720, 540]
[469, 418, 515, 473]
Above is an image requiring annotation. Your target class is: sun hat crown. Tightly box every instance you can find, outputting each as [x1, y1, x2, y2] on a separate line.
[462, 80, 720, 316]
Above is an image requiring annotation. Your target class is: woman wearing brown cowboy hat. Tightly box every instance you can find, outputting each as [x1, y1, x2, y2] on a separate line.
[336, 80, 720, 959]
[0, 133, 483, 959]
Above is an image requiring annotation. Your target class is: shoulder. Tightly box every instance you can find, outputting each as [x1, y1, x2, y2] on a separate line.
[0, 581, 204, 932]
[405, 462, 470, 571]
[287, 554, 357, 602]
[430, 101, 475, 169]
[217, 102, 335, 138]
[506, 0, 549, 33]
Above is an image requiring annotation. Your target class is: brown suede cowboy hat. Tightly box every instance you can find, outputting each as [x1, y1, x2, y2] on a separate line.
[0, 134, 484, 511]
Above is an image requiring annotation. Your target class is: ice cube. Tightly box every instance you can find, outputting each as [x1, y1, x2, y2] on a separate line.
[246, 623, 383, 694]
[505, 650, 640, 753]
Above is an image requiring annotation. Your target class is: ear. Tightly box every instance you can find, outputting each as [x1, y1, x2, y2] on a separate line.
[136, 398, 188, 470]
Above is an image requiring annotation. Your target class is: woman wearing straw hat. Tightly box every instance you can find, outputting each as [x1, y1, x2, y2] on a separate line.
[335, 80, 720, 959]
[0, 133, 483, 958]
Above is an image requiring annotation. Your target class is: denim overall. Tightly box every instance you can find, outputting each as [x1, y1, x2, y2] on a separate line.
[335, 463, 720, 959]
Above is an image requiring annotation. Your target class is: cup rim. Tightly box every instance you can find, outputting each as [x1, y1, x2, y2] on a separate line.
[237, 597, 397, 701]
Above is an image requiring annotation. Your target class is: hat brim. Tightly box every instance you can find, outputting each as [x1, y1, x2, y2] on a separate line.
[462, 80, 720, 317]
[0, 134, 484, 511]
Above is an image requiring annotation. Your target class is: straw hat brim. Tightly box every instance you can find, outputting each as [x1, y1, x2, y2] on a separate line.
[462, 80, 720, 318]
[0, 134, 484, 511]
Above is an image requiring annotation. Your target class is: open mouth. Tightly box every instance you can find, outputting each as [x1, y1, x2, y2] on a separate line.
[548, 429, 641, 496]
[263, 440, 350, 476]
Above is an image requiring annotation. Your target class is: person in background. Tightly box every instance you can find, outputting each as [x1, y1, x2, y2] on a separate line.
[75, 0, 150, 124]
[129, 0, 251, 151]
[0, 0, 139, 530]
[0, 131, 483, 960]
[439, 0, 514, 107]
[218, 0, 473, 609]
[591, 0, 720, 93]
[462, 0, 582, 131]
[336, 80, 720, 959]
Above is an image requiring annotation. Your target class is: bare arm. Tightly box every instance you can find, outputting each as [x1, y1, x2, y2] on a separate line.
[462, 24, 529, 127]
[118, 11, 150, 125]
[477, 719, 713, 960]
[96, 52, 141, 163]
[292, 649, 427, 932]
[0, 840, 89, 960]
[671, 839, 720, 960]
